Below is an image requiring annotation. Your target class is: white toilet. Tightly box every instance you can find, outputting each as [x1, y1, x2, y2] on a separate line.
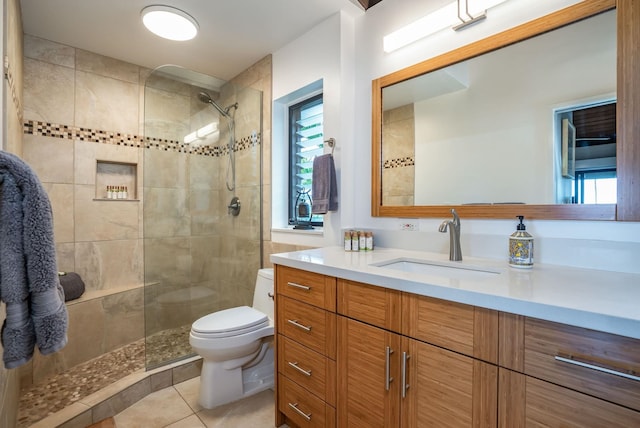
[189, 268, 274, 409]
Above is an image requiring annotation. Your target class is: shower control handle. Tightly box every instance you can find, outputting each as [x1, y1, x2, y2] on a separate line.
[227, 196, 241, 216]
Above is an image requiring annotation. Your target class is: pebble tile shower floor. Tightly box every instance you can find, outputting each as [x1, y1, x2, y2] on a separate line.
[17, 327, 193, 427]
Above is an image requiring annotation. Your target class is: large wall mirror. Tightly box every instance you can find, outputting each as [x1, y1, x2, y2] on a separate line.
[372, 0, 640, 221]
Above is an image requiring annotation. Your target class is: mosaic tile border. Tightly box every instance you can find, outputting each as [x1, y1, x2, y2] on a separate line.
[23, 120, 260, 157]
[383, 156, 415, 169]
[5, 58, 24, 124]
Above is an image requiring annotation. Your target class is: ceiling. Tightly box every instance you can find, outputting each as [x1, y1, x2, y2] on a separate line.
[19, 0, 383, 83]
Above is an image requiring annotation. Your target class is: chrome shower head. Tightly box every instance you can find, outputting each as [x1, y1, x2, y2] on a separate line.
[198, 91, 231, 118]
[197, 91, 213, 104]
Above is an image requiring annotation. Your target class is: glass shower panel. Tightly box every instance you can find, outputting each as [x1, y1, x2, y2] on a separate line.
[142, 65, 263, 369]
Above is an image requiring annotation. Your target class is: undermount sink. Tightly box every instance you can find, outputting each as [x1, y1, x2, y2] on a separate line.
[371, 258, 501, 281]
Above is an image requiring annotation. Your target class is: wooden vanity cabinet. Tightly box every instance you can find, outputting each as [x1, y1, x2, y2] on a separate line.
[275, 266, 337, 428]
[337, 279, 498, 428]
[499, 313, 640, 426]
[275, 264, 640, 428]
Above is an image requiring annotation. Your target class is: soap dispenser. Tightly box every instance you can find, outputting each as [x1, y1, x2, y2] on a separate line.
[509, 216, 534, 269]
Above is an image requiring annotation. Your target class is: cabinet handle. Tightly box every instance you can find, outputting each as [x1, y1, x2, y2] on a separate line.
[288, 361, 312, 377]
[287, 319, 312, 332]
[401, 352, 410, 398]
[287, 281, 311, 291]
[555, 355, 640, 382]
[385, 346, 394, 391]
[288, 402, 312, 421]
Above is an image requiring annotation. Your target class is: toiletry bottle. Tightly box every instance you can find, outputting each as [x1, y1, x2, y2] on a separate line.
[359, 231, 366, 252]
[365, 231, 374, 251]
[351, 231, 360, 252]
[509, 216, 534, 269]
[344, 230, 352, 252]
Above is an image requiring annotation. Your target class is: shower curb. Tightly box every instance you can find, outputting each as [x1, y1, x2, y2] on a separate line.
[29, 357, 202, 428]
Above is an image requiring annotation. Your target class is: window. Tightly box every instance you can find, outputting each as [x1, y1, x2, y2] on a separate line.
[288, 94, 324, 227]
[574, 170, 617, 204]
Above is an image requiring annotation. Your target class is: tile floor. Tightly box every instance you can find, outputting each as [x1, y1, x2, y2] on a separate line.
[18, 328, 281, 427]
[17, 340, 146, 428]
[110, 377, 276, 428]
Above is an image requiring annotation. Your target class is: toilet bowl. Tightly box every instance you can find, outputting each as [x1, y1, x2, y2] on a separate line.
[189, 268, 274, 409]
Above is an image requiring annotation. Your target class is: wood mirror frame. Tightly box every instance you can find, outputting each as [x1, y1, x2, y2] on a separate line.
[372, 0, 639, 221]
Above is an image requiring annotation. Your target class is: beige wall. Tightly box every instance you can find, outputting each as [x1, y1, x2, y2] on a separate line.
[382, 104, 415, 206]
[1, 0, 23, 426]
[19, 34, 146, 386]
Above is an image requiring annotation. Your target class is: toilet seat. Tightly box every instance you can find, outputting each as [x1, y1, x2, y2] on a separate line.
[191, 306, 269, 338]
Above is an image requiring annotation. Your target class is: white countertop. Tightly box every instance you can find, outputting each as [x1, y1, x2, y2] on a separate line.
[270, 246, 640, 340]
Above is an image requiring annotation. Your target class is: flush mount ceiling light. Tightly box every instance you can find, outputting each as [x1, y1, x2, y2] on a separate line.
[141, 5, 199, 41]
[383, 0, 508, 53]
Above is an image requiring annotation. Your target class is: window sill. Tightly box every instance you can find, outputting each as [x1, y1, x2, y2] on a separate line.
[272, 226, 323, 235]
[271, 226, 325, 247]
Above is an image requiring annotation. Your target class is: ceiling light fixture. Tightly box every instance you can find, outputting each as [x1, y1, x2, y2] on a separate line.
[141, 5, 199, 41]
[383, 0, 508, 53]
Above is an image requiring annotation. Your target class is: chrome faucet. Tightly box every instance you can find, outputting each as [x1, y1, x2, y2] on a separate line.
[439, 209, 462, 261]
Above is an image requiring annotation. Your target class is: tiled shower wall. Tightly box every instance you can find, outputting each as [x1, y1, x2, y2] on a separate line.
[1, 0, 24, 425]
[382, 104, 415, 206]
[142, 70, 264, 344]
[17, 34, 268, 383]
[19, 34, 147, 387]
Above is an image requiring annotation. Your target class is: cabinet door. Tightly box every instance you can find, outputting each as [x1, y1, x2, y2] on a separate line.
[402, 337, 497, 428]
[403, 294, 498, 363]
[337, 316, 401, 428]
[499, 368, 640, 427]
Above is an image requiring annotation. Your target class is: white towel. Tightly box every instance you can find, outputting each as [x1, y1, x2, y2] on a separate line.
[311, 154, 338, 214]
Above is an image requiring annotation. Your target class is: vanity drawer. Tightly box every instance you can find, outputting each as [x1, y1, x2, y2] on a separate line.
[337, 279, 401, 332]
[278, 335, 336, 406]
[524, 317, 640, 412]
[499, 368, 640, 427]
[279, 374, 336, 428]
[402, 294, 498, 363]
[276, 265, 336, 311]
[278, 296, 336, 359]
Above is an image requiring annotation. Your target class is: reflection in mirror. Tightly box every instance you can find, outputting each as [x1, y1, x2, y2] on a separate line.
[381, 10, 615, 207]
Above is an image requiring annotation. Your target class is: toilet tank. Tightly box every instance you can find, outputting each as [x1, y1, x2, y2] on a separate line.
[252, 268, 274, 319]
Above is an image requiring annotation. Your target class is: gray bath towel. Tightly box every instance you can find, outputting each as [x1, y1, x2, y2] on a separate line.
[0, 151, 68, 369]
[59, 272, 85, 302]
[311, 154, 338, 214]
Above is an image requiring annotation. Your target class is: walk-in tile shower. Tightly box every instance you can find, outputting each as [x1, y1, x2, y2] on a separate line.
[142, 65, 263, 369]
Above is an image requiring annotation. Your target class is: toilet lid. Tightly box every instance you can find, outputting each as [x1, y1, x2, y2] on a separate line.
[192, 306, 269, 336]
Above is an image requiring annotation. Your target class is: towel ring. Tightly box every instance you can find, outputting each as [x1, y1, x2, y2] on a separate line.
[324, 138, 336, 155]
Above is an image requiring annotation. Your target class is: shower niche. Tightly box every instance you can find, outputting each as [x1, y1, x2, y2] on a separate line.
[94, 160, 138, 200]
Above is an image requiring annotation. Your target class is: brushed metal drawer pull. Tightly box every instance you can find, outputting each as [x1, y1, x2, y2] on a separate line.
[555, 355, 640, 382]
[288, 361, 312, 377]
[287, 319, 312, 332]
[385, 346, 394, 391]
[401, 352, 410, 398]
[287, 281, 311, 291]
[288, 402, 312, 421]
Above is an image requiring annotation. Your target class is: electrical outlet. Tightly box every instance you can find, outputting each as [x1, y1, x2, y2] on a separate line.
[400, 222, 419, 231]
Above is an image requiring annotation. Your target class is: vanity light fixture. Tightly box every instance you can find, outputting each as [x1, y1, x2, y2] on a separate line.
[184, 122, 220, 145]
[383, 0, 508, 53]
[141, 5, 199, 41]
